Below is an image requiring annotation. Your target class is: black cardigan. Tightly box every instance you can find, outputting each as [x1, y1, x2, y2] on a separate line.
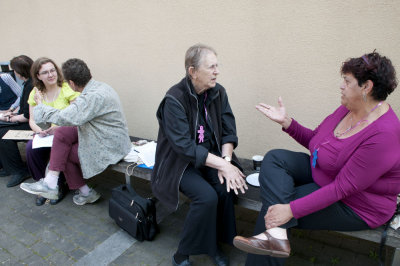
[151, 77, 241, 211]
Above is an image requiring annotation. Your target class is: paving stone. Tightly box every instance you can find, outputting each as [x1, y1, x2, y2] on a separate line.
[1, 256, 22, 266]
[9, 231, 38, 248]
[48, 224, 74, 239]
[5, 212, 27, 227]
[2, 240, 33, 261]
[21, 253, 49, 265]
[66, 248, 86, 261]
[45, 237, 75, 256]
[71, 234, 98, 252]
[40, 229, 62, 244]
[47, 250, 73, 265]
[20, 220, 43, 236]
[0, 248, 13, 264]
[88, 231, 110, 245]
[29, 241, 54, 259]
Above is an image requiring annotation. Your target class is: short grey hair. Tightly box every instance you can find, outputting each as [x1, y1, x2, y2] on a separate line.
[185, 44, 217, 78]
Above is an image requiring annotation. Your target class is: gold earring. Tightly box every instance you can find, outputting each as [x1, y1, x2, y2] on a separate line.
[362, 93, 367, 102]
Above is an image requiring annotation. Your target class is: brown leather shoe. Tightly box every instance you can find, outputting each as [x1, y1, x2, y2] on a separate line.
[233, 231, 290, 258]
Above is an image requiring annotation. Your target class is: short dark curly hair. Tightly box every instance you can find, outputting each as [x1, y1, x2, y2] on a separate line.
[341, 51, 397, 101]
[62, 58, 92, 88]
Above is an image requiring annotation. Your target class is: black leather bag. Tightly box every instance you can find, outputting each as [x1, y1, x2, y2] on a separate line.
[109, 168, 159, 241]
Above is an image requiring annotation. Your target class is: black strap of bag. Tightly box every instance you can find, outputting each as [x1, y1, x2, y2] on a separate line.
[125, 163, 150, 209]
[379, 202, 400, 266]
[125, 163, 139, 197]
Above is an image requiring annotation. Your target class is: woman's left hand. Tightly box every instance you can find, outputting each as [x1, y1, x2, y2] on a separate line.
[264, 204, 293, 229]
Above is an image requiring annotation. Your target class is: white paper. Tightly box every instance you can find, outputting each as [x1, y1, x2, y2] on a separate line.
[123, 144, 139, 163]
[134, 141, 157, 167]
[2, 130, 34, 140]
[32, 134, 54, 149]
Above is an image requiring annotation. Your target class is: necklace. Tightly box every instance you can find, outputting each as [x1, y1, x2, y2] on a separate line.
[335, 101, 383, 138]
[313, 101, 383, 169]
[45, 87, 60, 103]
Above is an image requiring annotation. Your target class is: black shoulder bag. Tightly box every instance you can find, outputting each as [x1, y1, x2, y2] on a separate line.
[109, 163, 159, 241]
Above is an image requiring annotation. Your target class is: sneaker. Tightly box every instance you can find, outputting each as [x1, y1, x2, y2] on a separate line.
[20, 179, 59, 200]
[73, 188, 100, 205]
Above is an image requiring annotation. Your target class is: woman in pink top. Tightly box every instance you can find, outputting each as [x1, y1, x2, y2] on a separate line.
[234, 51, 400, 265]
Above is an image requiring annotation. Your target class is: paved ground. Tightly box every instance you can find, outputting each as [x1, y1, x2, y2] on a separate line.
[0, 169, 386, 266]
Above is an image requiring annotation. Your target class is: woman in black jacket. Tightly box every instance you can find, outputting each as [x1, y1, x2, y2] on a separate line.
[152, 44, 247, 266]
[0, 55, 34, 187]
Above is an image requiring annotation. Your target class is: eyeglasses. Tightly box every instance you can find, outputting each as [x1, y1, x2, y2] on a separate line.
[39, 68, 57, 76]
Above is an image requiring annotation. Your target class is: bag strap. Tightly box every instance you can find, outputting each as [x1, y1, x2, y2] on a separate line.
[124, 163, 152, 212]
[379, 202, 400, 266]
[125, 163, 139, 197]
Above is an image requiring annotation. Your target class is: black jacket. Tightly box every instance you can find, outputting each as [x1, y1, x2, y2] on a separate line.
[151, 77, 241, 211]
[19, 78, 33, 119]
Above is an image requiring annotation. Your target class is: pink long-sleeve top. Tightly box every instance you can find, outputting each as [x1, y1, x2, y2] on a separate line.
[287, 105, 400, 228]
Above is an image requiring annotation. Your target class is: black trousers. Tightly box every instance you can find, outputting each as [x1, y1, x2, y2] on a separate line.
[246, 149, 370, 266]
[178, 164, 237, 256]
[0, 123, 31, 175]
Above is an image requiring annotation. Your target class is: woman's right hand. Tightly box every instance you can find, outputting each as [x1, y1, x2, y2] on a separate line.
[218, 163, 248, 195]
[36, 129, 48, 137]
[256, 96, 292, 129]
[43, 126, 58, 136]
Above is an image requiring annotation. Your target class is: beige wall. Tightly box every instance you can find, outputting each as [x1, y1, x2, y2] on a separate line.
[1, 0, 399, 158]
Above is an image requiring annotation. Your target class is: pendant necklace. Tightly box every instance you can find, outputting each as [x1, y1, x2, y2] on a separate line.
[45, 87, 60, 103]
[335, 101, 383, 138]
[313, 101, 383, 168]
[197, 91, 208, 143]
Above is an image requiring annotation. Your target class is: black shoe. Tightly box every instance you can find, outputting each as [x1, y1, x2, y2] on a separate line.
[210, 249, 229, 266]
[172, 256, 191, 266]
[36, 196, 47, 206]
[0, 169, 9, 177]
[7, 172, 29, 187]
[50, 185, 67, 205]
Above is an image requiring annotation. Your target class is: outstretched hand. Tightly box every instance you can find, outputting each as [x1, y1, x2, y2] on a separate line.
[256, 97, 292, 129]
[256, 96, 287, 124]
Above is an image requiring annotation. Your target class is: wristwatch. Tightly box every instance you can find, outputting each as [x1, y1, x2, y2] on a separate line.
[223, 156, 231, 162]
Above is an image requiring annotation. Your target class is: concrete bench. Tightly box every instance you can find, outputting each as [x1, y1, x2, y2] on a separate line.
[109, 136, 400, 265]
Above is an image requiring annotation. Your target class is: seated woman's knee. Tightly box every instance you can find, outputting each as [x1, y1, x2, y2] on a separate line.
[264, 149, 287, 163]
[197, 188, 218, 209]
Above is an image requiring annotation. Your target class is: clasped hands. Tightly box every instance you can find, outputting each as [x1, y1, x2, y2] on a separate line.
[0, 111, 17, 122]
[218, 163, 248, 195]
